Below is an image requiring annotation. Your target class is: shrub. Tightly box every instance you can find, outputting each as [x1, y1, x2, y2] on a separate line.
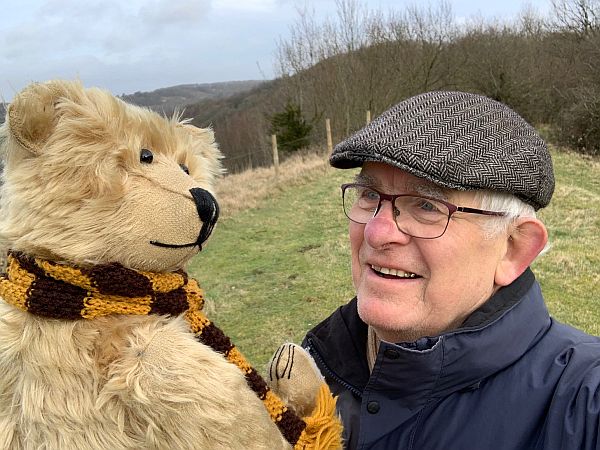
[269, 101, 313, 154]
[556, 87, 600, 156]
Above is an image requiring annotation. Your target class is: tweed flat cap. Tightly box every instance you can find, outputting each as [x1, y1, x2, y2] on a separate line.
[330, 91, 554, 210]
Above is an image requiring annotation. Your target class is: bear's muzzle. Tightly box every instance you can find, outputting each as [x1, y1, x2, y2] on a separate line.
[149, 187, 219, 251]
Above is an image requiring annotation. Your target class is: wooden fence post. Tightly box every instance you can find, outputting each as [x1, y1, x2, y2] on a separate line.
[366, 110, 371, 125]
[326, 118, 333, 154]
[271, 134, 279, 177]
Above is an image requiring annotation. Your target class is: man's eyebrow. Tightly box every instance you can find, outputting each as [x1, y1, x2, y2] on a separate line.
[353, 172, 450, 200]
[412, 183, 449, 200]
[354, 173, 377, 185]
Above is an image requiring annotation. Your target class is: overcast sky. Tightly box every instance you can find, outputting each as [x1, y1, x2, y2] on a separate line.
[1, 0, 552, 102]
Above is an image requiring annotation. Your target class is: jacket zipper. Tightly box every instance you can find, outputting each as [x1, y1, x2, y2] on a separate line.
[305, 338, 363, 399]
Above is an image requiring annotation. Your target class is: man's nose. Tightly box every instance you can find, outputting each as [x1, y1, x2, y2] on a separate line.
[364, 201, 410, 247]
[374, 199, 399, 221]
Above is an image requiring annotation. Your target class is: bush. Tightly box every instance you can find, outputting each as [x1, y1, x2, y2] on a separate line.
[269, 101, 313, 154]
[556, 87, 600, 156]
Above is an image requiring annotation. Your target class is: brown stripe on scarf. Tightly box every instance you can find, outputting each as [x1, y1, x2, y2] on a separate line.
[28, 275, 88, 319]
[87, 263, 154, 297]
[278, 409, 307, 444]
[12, 252, 45, 278]
[245, 368, 269, 399]
[150, 289, 189, 316]
[16, 252, 86, 319]
[196, 322, 235, 355]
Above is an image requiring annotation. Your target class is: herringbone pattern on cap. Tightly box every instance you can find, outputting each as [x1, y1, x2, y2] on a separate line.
[330, 91, 554, 210]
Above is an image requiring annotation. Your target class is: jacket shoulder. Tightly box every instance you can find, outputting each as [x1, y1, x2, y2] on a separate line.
[539, 322, 600, 449]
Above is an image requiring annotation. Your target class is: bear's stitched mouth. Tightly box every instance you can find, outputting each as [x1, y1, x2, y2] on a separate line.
[149, 240, 200, 249]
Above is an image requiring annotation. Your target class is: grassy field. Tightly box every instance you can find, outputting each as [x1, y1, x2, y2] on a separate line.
[188, 148, 600, 368]
[534, 150, 600, 332]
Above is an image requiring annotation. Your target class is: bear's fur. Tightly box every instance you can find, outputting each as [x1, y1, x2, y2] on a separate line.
[0, 80, 332, 450]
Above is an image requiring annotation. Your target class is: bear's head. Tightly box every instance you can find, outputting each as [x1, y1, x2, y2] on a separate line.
[0, 80, 223, 272]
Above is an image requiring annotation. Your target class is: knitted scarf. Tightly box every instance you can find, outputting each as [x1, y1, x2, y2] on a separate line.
[0, 251, 342, 449]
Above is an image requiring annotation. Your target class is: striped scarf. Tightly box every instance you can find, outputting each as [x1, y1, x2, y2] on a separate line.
[0, 251, 342, 449]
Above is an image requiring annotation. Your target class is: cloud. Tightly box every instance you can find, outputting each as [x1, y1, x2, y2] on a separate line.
[1, 1, 129, 61]
[139, 0, 212, 26]
[0, 0, 283, 101]
[214, 0, 280, 13]
[38, 0, 116, 21]
[0, 0, 216, 66]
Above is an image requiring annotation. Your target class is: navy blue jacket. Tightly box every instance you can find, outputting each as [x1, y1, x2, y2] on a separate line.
[304, 269, 600, 449]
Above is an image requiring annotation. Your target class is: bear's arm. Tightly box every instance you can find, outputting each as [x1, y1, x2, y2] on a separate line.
[97, 315, 290, 450]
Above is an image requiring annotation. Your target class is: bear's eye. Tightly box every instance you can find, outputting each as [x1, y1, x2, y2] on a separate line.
[140, 149, 154, 164]
[179, 163, 189, 175]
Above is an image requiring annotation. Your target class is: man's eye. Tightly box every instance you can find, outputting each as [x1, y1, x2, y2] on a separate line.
[417, 199, 440, 213]
[360, 189, 379, 201]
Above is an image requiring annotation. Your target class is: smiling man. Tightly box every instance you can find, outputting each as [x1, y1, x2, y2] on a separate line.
[303, 91, 600, 449]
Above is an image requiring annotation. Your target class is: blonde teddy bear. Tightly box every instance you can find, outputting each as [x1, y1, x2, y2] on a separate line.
[0, 80, 341, 450]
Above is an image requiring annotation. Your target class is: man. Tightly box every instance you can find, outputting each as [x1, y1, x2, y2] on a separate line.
[303, 91, 600, 449]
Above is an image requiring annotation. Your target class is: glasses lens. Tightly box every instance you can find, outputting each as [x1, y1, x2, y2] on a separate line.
[343, 185, 379, 224]
[395, 196, 450, 238]
[342, 185, 451, 239]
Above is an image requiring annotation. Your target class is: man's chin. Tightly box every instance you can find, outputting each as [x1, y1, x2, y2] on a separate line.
[356, 294, 427, 343]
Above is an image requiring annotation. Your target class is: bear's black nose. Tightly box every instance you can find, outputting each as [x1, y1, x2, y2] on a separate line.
[189, 188, 220, 249]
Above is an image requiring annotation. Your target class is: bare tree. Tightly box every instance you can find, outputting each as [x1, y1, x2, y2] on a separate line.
[208, 0, 600, 165]
[275, 0, 459, 141]
[550, 0, 600, 35]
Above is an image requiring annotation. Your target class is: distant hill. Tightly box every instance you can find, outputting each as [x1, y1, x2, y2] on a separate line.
[0, 80, 265, 125]
[120, 80, 266, 115]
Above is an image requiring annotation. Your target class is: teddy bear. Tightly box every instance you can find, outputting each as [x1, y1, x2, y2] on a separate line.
[0, 80, 342, 449]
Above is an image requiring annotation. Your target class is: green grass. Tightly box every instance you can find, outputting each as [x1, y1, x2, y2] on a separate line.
[533, 150, 600, 333]
[189, 165, 357, 367]
[189, 148, 599, 368]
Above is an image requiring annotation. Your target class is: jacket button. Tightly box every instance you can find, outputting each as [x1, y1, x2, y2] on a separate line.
[366, 401, 380, 414]
[384, 349, 399, 359]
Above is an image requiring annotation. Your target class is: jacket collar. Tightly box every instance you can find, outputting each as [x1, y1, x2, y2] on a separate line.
[305, 269, 551, 406]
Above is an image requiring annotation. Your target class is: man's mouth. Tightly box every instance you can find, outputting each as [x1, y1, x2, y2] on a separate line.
[370, 264, 420, 279]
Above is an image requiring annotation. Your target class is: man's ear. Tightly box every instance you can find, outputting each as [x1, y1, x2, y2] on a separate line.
[495, 217, 548, 287]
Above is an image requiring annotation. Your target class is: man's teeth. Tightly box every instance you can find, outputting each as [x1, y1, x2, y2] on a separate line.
[371, 265, 417, 278]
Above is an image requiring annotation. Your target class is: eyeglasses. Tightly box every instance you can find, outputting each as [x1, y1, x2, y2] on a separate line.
[341, 183, 507, 239]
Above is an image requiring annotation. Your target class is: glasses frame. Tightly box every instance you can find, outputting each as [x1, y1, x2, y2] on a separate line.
[341, 183, 507, 239]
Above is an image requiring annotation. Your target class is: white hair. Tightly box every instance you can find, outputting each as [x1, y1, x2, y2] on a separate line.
[473, 190, 550, 255]
[474, 190, 535, 231]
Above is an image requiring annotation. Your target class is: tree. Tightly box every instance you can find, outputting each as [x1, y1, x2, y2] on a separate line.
[269, 102, 313, 153]
[550, 0, 600, 36]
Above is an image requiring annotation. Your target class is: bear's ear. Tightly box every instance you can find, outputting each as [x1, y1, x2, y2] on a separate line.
[7, 80, 80, 155]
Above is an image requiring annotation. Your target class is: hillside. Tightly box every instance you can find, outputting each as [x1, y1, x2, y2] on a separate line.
[120, 80, 265, 114]
[0, 81, 266, 125]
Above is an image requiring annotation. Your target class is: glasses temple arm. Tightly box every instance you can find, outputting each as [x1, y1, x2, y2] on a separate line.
[456, 206, 507, 217]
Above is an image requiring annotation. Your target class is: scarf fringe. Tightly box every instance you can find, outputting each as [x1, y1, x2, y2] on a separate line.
[295, 384, 343, 450]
